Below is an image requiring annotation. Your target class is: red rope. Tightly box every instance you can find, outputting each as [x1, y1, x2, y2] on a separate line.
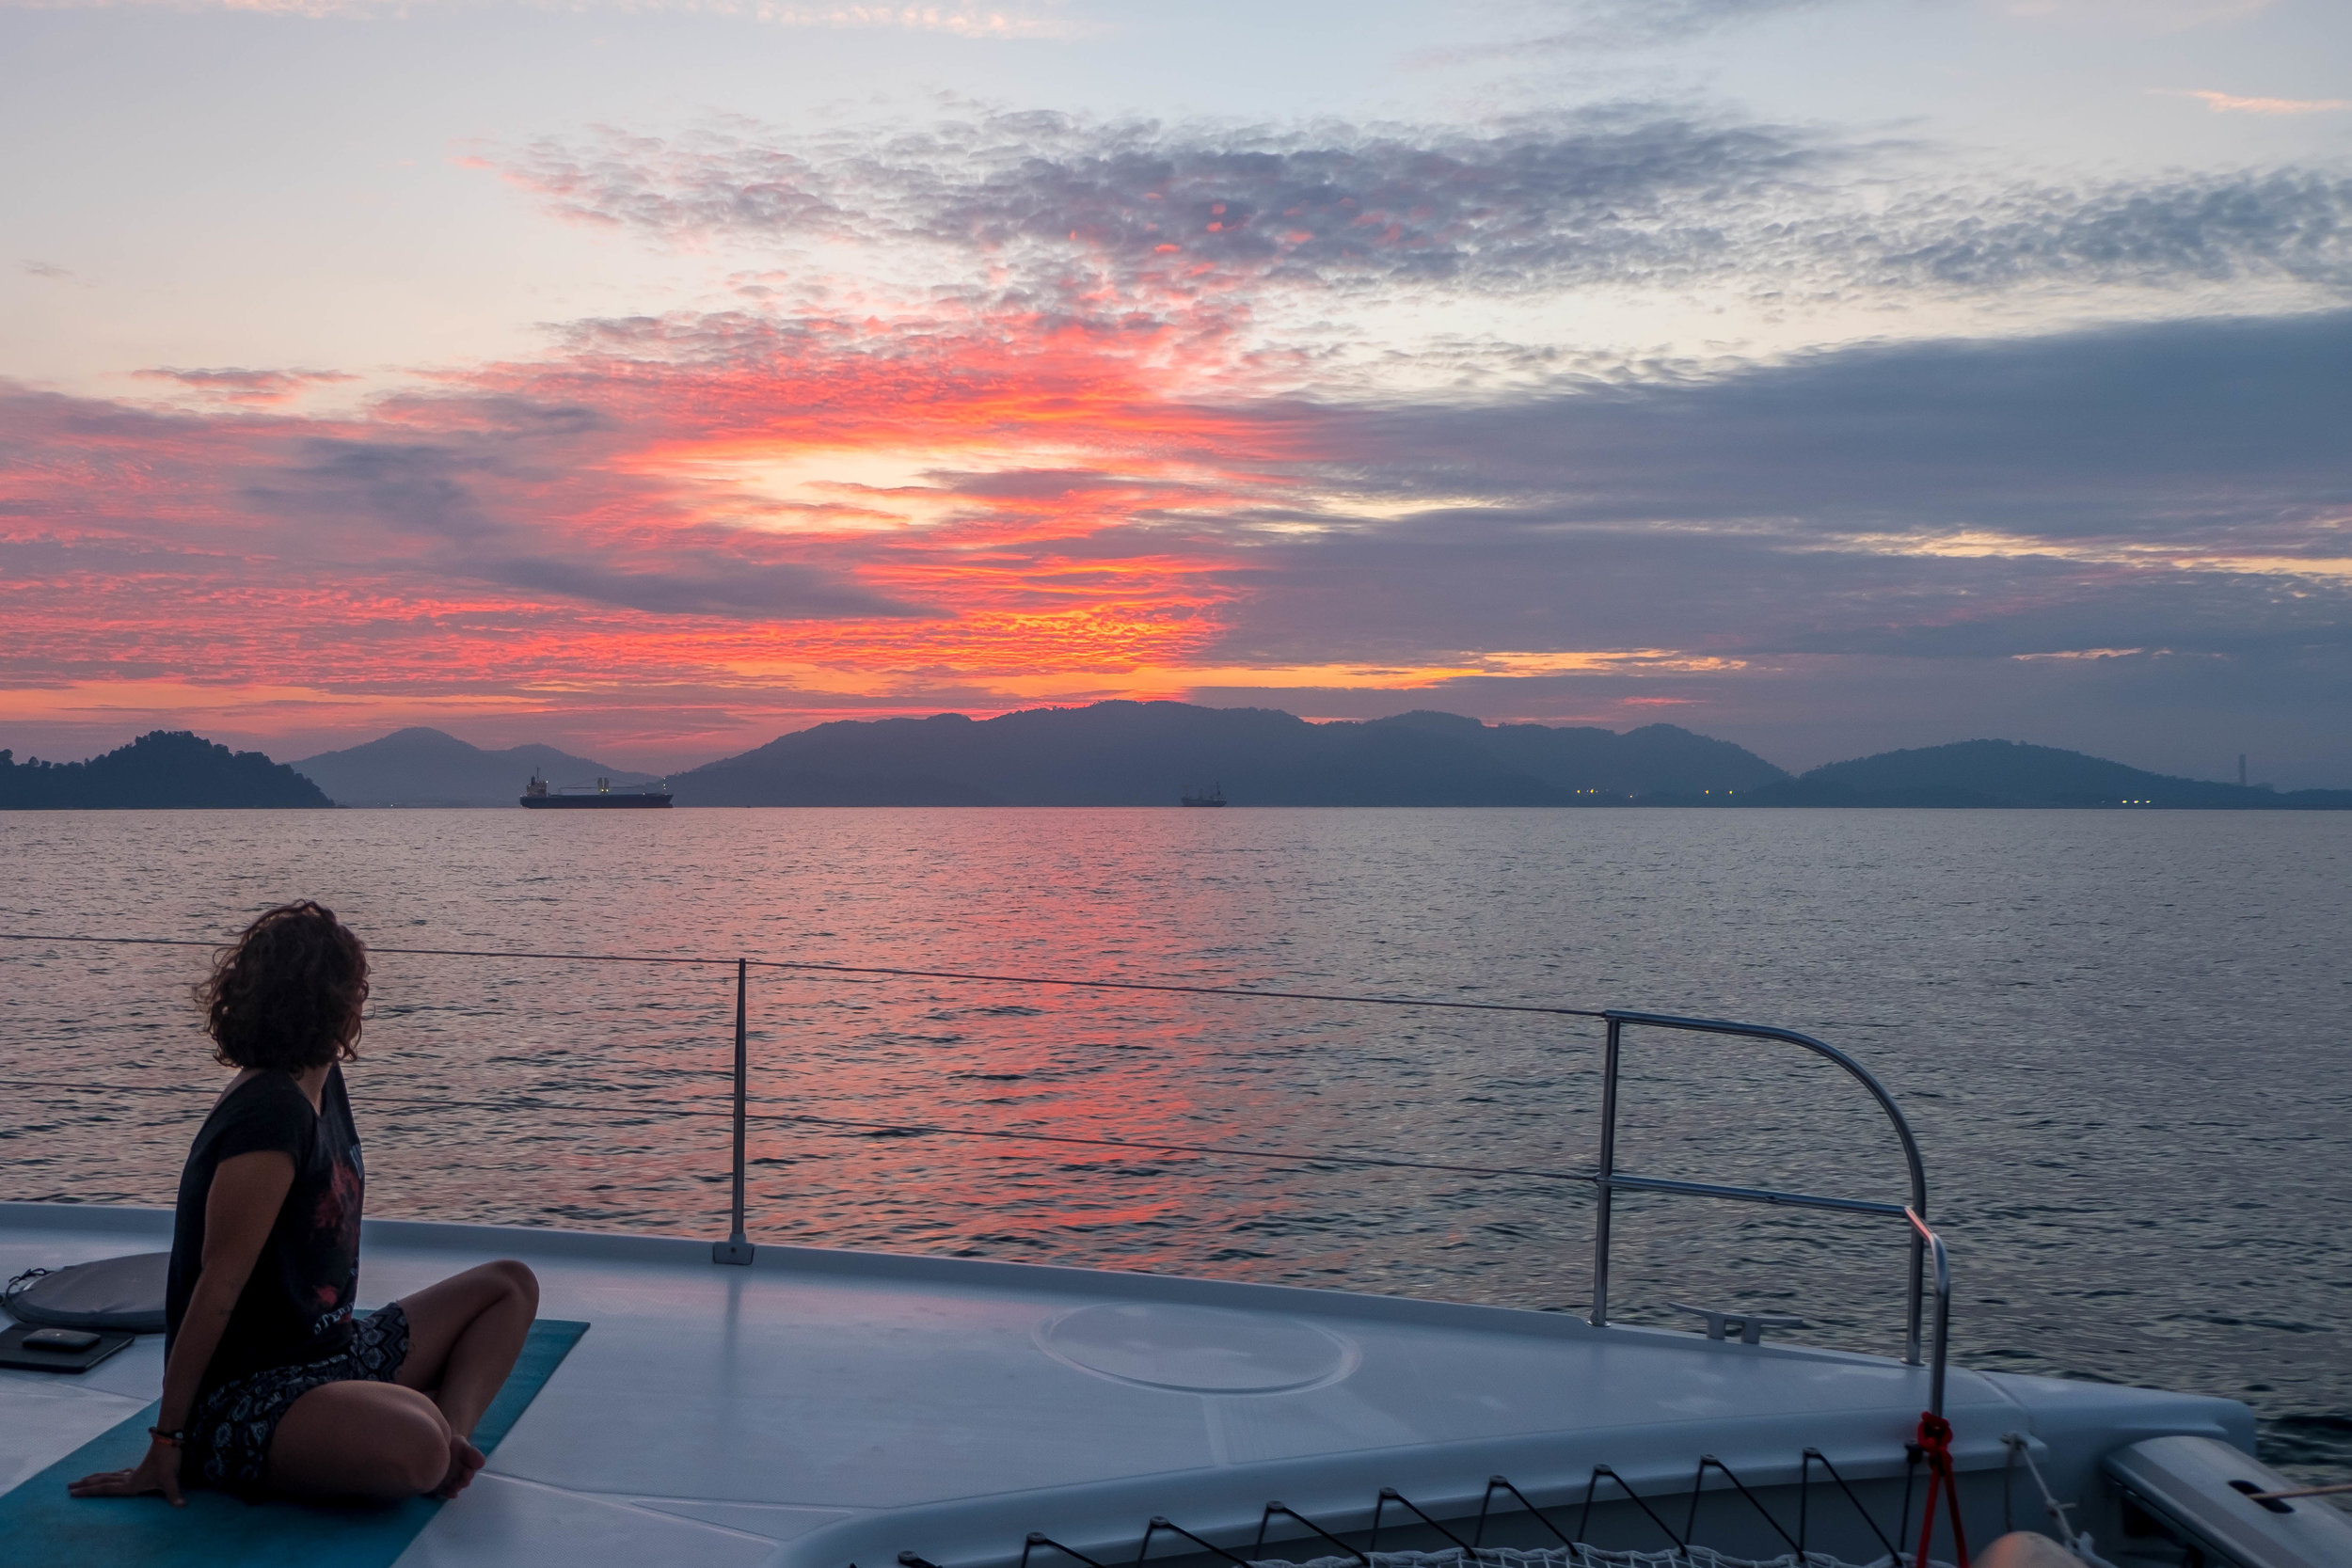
[1914, 1411, 1971, 1568]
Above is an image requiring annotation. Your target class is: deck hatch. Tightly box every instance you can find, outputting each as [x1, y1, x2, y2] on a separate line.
[1038, 1303, 1357, 1394]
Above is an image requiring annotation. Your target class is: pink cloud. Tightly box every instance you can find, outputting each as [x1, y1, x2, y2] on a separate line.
[2176, 89, 2352, 115]
[134, 367, 360, 406]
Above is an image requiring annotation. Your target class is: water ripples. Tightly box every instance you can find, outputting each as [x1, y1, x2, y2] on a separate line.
[1, 806, 2345, 1485]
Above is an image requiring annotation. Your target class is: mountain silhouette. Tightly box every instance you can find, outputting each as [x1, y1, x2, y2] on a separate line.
[12, 718, 2338, 811]
[0, 731, 330, 809]
[1746, 738, 2352, 809]
[671, 702, 1789, 806]
[292, 727, 660, 807]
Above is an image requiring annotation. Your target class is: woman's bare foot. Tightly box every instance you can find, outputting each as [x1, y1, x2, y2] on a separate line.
[434, 1434, 486, 1498]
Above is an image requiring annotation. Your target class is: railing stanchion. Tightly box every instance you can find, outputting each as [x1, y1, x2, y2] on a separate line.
[1907, 1207, 1950, 1417]
[1589, 1015, 1621, 1327]
[714, 957, 755, 1266]
[1905, 1222, 1926, 1368]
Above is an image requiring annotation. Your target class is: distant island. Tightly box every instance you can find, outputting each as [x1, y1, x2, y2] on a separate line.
[0, 731, 330, 810]
[1740, 738, 2352, 810]
[6, 705, 2346, 809]
[669, 704, 1788, 806]
[665, 703, 2351, 809]
[291, 727, 660, 808]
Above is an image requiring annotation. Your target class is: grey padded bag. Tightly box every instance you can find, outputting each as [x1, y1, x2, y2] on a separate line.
[1, 1251, 169, 1333]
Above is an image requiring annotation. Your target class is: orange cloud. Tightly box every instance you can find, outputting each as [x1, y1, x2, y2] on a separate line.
[0, 296, 1311, 757]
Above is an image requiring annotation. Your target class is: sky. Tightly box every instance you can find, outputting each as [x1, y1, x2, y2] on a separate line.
[3, 0, 2348, 781]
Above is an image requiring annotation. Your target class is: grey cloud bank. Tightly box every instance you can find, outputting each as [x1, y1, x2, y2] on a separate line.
[496, 109, 2352, 314]
[1182, 308, 2351, 782]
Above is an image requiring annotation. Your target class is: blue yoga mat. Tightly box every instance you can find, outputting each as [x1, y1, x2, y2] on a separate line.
[0, 1317, 587, 1565]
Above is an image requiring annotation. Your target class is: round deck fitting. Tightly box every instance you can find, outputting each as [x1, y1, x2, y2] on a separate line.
[1038, 1302, 1356, 1393]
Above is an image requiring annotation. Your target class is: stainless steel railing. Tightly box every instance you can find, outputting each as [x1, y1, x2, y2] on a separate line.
[1587, 1009, 1950, 1414]
[1, 930, 1951, 1408]
[714, 957, 754, 1267]
[1909, 1204, 1952, 1417]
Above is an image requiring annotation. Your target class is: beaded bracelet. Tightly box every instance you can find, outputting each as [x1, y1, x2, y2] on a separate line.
[148, 1426, 185, 1447]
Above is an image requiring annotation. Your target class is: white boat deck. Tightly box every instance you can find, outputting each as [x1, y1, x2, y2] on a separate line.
[0, 1202, 2253, 1568]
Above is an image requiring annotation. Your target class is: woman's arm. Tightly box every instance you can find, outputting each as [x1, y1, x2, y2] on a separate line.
[69, 1149, 295, 1505]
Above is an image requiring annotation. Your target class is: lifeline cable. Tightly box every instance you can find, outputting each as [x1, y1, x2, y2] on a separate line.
[0, 1077, 1600, 1187]
[0, 931, 1610, 1021]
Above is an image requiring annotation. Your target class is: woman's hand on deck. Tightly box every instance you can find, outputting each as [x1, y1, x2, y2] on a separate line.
[68, 1435, 186, 1506]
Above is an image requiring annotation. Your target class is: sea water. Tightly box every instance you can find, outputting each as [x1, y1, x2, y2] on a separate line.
[2, 807, 2346, 1478]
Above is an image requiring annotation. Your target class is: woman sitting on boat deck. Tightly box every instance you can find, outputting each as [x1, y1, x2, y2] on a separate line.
[70, 901, 539, 1506]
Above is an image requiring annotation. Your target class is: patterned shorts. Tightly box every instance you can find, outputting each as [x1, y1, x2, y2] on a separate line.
[184, 1303, 412, 1497]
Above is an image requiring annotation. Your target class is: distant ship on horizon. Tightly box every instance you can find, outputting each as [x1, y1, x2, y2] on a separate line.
[520, 772, 673, 809]
[1180, 783, 1227, 807]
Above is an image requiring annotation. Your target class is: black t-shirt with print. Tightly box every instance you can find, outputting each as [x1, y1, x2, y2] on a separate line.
[166, 1065, 365, 1389]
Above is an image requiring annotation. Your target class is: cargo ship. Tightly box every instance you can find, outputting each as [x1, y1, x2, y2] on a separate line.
[520, 772, 673, 808]
[1180, 783, 1227, 806]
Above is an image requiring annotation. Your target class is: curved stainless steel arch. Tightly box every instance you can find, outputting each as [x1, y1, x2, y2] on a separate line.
[1591, 1010, 1951, 1416]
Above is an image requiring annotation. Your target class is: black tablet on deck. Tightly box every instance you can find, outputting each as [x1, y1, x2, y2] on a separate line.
[0, 1321, 135, 1373]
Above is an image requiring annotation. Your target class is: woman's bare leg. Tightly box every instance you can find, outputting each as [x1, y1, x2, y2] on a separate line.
[392, 1259, 539, 1434]
[267, 1380, 453, 1500]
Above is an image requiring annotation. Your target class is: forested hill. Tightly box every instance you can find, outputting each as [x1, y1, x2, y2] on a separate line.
[0, 731, 331, 809]
[1747, 739, 2352, 809]
[672, 703, 1789, 806]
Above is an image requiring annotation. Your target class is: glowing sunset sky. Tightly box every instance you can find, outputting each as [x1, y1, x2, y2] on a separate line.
[4, 0, 2349, 778]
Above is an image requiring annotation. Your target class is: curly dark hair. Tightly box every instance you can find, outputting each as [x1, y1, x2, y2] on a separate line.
[199, 901, 370, 1071]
